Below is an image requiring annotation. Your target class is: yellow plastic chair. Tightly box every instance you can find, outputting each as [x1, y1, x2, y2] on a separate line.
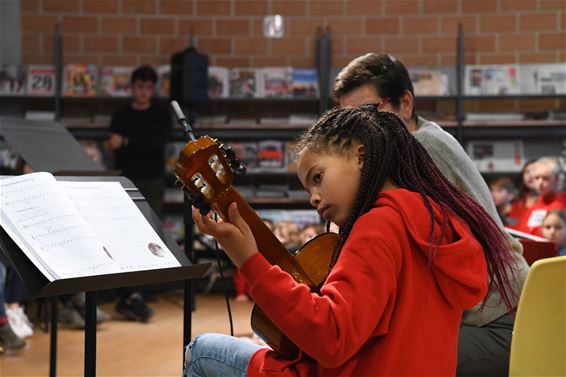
[509, 256, 566, 376]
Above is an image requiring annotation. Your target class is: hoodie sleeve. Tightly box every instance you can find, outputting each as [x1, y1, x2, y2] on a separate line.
[240, 207, 402, 368]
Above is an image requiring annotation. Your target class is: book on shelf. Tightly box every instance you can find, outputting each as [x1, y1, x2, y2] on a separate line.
[63, 64, 98, 97]
[164, 187, 184, 204]
[208, 66, 229, 98]
[291, 68, 318, 98]
[156, 64, 171, 98]
[467, 140, 524, 173]
[289, 113, 317, 126]
[24, 111, 55, 121]
[99, 66, 132, 97]
[520, 63, 566, 95]
[26, 65, 55, 96]
[260, 67, 292, 98]
[227, 117, 258, 126]
[409, 69, 448, 96]
[228, 142, 259, 172]
[285, 141, 298, 172]
[255, 184, 289, 199]
[233, 185, 256, 200]
[465, 64, 520, 95]
[229, 68, 260, 98]
[0, 172, 181, 281]
[0, 64, 27, 95]
[465, 113, 525, 122]
[257, 140, 285, 171]
[195, 115, 228, 127]
[259, 117, 289, 125]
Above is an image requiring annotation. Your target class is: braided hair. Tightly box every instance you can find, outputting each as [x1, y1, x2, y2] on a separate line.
[295, 105, 516, 310]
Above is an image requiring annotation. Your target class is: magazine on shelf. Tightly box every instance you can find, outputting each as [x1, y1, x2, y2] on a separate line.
[260, 67, 292, 98]
[0, 65, 26, 95]
[208, 66, 229, 98]
[229, 68, 260, 98]
[257, 140, 285, 171]
[156, 64, 171, 98]
[0, 173, 181, 281]
[26, 65, 55, 96]
[63, 64, 98, 97]
[467, 140, 524, 173]
[465, 65, 520, 95]
[409, 69, 448, 96]
[291, 68, 318, 98]
[99, 66, 132, 97]
[520, 63, 566, 95]
[228, 142, 259, 172]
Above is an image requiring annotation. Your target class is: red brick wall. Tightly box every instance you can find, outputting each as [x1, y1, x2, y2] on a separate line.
[20, 0, 565, 68]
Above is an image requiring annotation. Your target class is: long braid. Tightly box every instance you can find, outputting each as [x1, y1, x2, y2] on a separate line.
[296, 106, 516, 309]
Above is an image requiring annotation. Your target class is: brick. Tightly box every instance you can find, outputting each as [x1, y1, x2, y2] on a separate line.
[21, 15, 59, 33]
[62, 16, 98, 33]
[422, 35, 455, 53]
[539, 32, 566, 49]
[122, 36, 157, 54]
[234, 38, 269, 54]
[21, 0, 40, 13]
[102, 17, 138, 34]
[480, 15, 516, 33]
[478, 53, 517, 64]
[384, 36, 419, 53]
[327, 19, 363, 36]
[515, 98, 560, 111]
[65, 54, 101, 65]
[346, 0, 382, 15]
[141, 18, 175, 34]
[22, 34, 41, 52]
[366, 18, 400, 34]
[465, 35, 496, 52]
[331, 37, 345, 56]
[82, 0, 118, 13]
[122, 0, 156, 14]
[196, 1, 231, 16]
[234, 1, 268, 16]
[100, 55, 140, 66]
[272, 1, 307, 15]
[404, 54, 440, 67]
[384, 0, 420, 15]
[253, 57, 289, 66]
[215, 56, 251, 67]
[520, 14, 558, 31]
[42, 0, 79, 13]
[519, 52, 559, 63]
[84, 35, 119, 53]
[198, 37, 232, 54]
[272, 37, 307, 55]
[22, 54, 52, 64]
[178, 19, 214, 36]
[540, 0, 566, 10]
[500, 0, 537, 12]
[403, 17, 438, 34]
[441, 16, 477, 34]
[462, 1, 498, 13]
[217, 20, 251, 36]
[310, 0, 344, 16]
[288, 56, 315, 68]
[422, 0, 457, 14]
[289, 18, 325, 36]
[159, 37, 190, 55]
[159, 0, 194, 15]
[499, 34, 536, 51]
[346, 37, 382, 55]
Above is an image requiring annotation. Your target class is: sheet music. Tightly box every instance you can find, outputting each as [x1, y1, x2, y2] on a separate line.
[0, 173, 122, 280]
[59, 181, 180, 272]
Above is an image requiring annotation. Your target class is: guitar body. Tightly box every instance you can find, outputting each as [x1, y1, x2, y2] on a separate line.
[174, 135, 339, 359]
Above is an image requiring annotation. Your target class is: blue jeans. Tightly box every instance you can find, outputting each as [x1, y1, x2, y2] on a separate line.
[183, 333, 264, 377]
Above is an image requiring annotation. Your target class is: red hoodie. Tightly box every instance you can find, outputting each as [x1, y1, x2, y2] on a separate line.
[240, 189, 488, 376]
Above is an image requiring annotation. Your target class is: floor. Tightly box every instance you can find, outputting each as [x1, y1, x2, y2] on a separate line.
[0, 293, 255, 377]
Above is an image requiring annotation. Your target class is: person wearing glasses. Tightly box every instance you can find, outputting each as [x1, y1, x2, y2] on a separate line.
[332, 53, 529, 377]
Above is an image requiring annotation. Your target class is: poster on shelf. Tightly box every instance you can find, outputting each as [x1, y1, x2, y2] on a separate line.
[0, 65, 27, 95]
[26, 65, 55, 96]
[63, 64, 98, 97]
[260, 67, 292, 98]
[291, 68, 318, 98]
[229, 68, 260, 98]
[520, 63, 566, 95]
[208, 66, 229, 98]
[467, 140, 524, 173]
[465, 65, 520, 95]
[99, 66, 133, 97]
[409, 69, 449, 96]
[156, 64, 170, 98]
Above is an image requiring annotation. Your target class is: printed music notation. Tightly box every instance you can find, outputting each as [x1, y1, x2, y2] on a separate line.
[0, 172, 180, 281]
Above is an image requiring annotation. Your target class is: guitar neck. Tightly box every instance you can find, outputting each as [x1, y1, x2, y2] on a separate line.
[212, 188, 313, 285]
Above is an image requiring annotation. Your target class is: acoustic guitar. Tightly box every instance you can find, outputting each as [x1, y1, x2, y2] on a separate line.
[174, 135, 338, 359]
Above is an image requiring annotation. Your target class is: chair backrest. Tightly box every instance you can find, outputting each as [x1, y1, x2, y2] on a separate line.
[519, 239, 559, 266]
[509, 256, 566, 376]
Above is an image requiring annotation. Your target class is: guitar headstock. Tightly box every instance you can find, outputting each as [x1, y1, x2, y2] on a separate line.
[174, 136, 234, 206]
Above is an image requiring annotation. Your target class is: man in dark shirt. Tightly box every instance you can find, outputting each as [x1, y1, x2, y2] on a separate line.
[106, 65, 172, 322]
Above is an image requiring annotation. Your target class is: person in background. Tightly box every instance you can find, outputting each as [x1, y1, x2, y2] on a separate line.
[508, 159, 539, 225]
[106, 65, 172, 322]
[299, 223, 325, 245]
[512, 157, 566, 236]
[488, 176, 516, 226]
[0, 260, 26, 351]
[541, 209, 566, 256]
[332, 52, 529, 376]
[184, 107, 515, 377]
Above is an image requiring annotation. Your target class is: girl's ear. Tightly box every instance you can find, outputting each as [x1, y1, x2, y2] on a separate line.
[399, 89, 414, 124]
[356, 144, 365, 168]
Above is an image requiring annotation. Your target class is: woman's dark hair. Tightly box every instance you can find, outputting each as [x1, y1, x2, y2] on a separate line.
[333, 53, 417, 120]
[295, 105, 516, 309]
[131, 65, 158, 84]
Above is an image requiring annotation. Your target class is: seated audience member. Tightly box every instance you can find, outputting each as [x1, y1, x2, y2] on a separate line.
[541, 209, 566, 257]
[489, 177, 516, 226]
[512, 157, 566, 236]
[273, 220, 301, 251]
[0, 260, 26, 351]
[508, 159, 539, 224]
[299, 223, 325, 245]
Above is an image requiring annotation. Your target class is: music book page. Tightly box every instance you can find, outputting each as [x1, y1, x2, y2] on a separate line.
[0, 172, 180, 281]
